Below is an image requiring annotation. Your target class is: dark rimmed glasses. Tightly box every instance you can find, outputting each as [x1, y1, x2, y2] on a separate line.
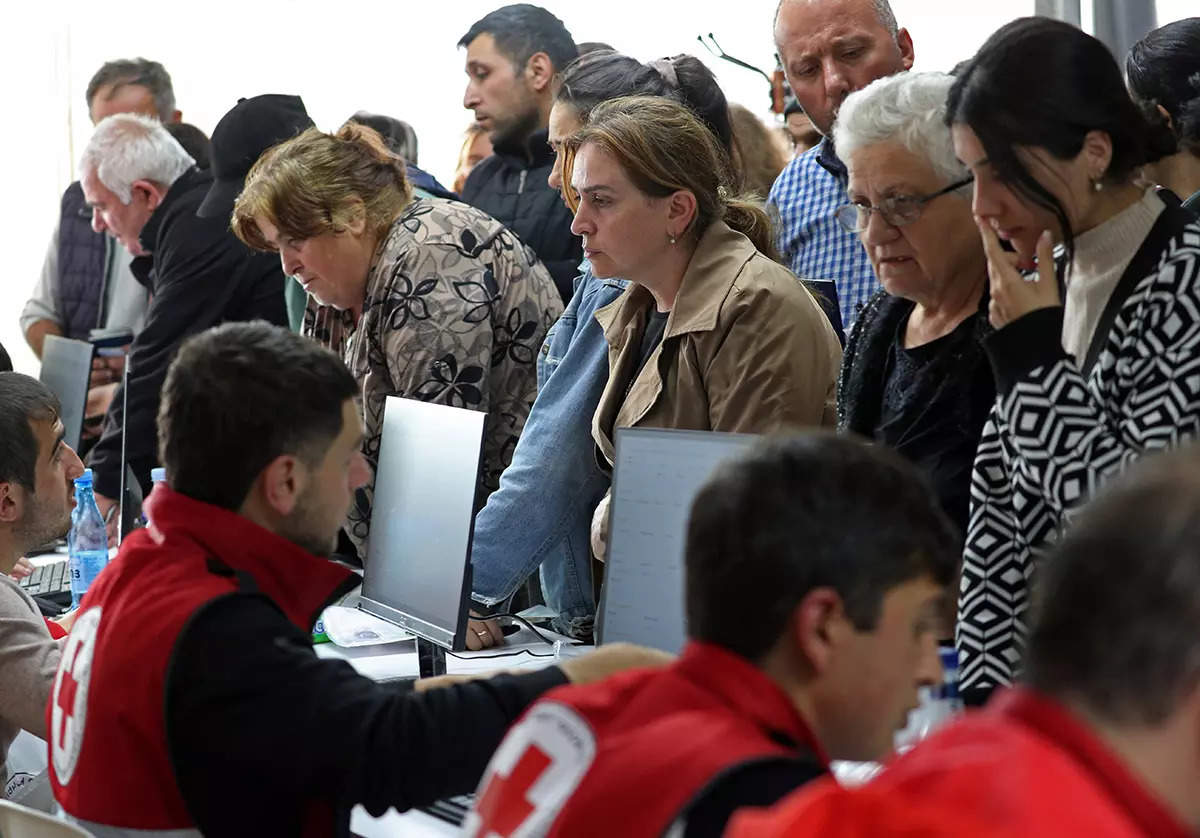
[835, 175, 974, 233]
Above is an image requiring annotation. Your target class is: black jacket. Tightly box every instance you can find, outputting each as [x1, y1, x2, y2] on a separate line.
[88, 167, 287, 498]
[169, 590, 568, 835]
[461, 128, 581, 303]
[838, 289, 994, 542]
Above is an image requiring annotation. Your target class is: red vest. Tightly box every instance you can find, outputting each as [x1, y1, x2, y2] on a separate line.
[728, 688, 1194, 838]
[463, 641, 829, 838]
[47, 486, 354, 832]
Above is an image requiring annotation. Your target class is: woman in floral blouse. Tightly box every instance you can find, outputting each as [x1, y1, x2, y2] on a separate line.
[233, 123, 562, 561]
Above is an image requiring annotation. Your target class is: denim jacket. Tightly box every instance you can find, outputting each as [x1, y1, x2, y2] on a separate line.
[470, 268, 628, 636]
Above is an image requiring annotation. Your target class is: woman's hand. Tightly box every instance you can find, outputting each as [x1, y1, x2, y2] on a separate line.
[590, 493, 611, 562]
[465, 611, 506, 651]
[979, 224, 1060, 329]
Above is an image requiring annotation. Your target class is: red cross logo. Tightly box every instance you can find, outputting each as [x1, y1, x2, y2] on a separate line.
[471, 744, 552, 838]
[56, 667, 80, 744]
[51, 606, 102, 784]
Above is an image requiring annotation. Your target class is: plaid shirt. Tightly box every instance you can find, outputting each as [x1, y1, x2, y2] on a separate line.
[768, 137, 879, 329]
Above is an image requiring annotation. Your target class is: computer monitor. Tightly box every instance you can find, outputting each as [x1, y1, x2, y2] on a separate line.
[597, 428, 758, 654]
[39, 335, 93, 451]
[358, 396, 486, 676]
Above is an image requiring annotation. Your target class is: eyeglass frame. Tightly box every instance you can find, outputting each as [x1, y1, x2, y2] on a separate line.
[834, 175, 974, 233]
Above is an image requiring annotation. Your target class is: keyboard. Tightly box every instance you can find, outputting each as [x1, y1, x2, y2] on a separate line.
[18, 558, 71, 598]
[419, 794, 473, 827]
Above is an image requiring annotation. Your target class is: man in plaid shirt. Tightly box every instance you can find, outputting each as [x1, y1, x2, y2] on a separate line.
[770, 0, 914, 331]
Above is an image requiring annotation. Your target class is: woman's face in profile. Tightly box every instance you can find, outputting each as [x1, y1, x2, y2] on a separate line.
[547, 102, 583, 195]
[952, 123, 1067, 266]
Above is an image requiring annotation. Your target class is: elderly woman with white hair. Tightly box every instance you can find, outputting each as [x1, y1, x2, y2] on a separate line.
[833, 71, 994, 543]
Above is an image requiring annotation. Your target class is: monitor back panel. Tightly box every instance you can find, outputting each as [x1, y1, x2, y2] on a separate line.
[599, 428, 757, 653]
[39, 335, 93, 451]
[361, 396, 485, 649]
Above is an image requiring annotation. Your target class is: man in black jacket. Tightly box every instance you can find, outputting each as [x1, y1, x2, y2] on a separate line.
[459, 4, 582, 302]
[78, 113, 287, 521]
[47, 320, 667, 836]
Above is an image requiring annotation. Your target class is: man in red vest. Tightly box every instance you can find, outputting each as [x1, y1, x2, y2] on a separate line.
[463, 434, 958, 838]
[47, 321, 666, 836]
[729, 449, 1200, 838]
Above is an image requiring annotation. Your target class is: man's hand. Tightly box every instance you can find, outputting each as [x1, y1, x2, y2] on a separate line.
[95, 492, 120, 548]
[590, 492, 611, 562]
[558, 642, 673, 685]
[980, 224, 1060, 329]
[466, 610, 506, 651]
[9, 557, 35, 580]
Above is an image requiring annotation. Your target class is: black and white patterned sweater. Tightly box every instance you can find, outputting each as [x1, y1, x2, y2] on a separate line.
[958, 204, 1200, 701]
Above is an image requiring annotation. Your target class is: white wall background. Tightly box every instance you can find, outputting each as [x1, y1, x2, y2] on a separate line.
[1, 0, 1188, 375]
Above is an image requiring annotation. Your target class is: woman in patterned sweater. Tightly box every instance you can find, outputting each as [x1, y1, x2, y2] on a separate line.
[232, 124, 562, 562]
[948, 17, 1200, 705]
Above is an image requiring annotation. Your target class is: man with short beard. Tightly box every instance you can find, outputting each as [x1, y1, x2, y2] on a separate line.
[0, 373, 85, 791]
[459, 4, 581, 302]
[47, 322, 667, 837]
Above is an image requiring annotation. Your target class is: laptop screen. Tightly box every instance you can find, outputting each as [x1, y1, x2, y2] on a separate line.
[599, 428, 757, 653]
[361, 396, 485, 650]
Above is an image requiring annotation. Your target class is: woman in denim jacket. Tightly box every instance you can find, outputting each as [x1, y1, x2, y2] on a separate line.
[468, 52, 737, 645]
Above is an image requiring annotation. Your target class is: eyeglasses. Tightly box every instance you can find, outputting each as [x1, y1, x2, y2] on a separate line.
[834, 176, 974, 233]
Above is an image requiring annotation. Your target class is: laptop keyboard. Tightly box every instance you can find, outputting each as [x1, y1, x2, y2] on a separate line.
[419, 794, 474, 827]
[18, 559, 71, 597]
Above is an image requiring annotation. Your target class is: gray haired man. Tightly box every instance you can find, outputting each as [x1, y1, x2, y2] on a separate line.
[21, 59, 181, 360]
[78, 114, 288, 524]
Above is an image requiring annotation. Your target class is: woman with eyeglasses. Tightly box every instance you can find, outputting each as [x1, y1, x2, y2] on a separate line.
[834, 71, 993, 545]
[949, 17, 1200, 706]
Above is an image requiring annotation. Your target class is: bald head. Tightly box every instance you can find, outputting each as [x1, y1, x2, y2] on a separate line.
[774, 0, 913, 137]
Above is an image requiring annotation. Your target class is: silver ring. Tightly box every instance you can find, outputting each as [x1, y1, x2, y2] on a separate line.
[475, 629, 488, 639]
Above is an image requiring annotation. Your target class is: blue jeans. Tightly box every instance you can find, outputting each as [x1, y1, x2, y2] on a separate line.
[470, 270, 627, 637]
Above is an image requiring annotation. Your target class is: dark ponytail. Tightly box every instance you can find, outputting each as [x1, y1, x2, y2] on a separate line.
[1127, 18, 1200, 157]
[947, 16, 1175, 267]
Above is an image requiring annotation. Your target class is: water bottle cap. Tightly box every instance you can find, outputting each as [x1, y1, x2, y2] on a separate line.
[74, 468, 94, 487]
[151, 468, 166, 483]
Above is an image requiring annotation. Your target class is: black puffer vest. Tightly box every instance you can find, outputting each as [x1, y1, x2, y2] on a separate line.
[57, 182, 108, 339]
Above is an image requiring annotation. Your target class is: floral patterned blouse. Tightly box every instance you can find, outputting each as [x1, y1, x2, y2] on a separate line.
[304, 197, 563, 561]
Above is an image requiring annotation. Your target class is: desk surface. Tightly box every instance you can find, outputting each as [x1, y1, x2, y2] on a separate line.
[318, 622, 579, 837]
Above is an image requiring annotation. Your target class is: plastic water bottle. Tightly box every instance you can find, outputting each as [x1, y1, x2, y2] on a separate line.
[895, 646, 964, 751]
[68, 469, 109, 609]
[143, 468, 167, 528]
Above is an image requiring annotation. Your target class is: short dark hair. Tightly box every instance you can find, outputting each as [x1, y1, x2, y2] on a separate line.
[946, 17, 1176, 269]
[0, 373, 60, 493]
[459, 4, 578, 75]
[163, 122, 211, 170]
[157, 322, 358, 511]
[86, 58, 176, 122]
[685, 434, 959, 662]
[1126, 17, 1200, 158]
[1025, 449, 1200, 726]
